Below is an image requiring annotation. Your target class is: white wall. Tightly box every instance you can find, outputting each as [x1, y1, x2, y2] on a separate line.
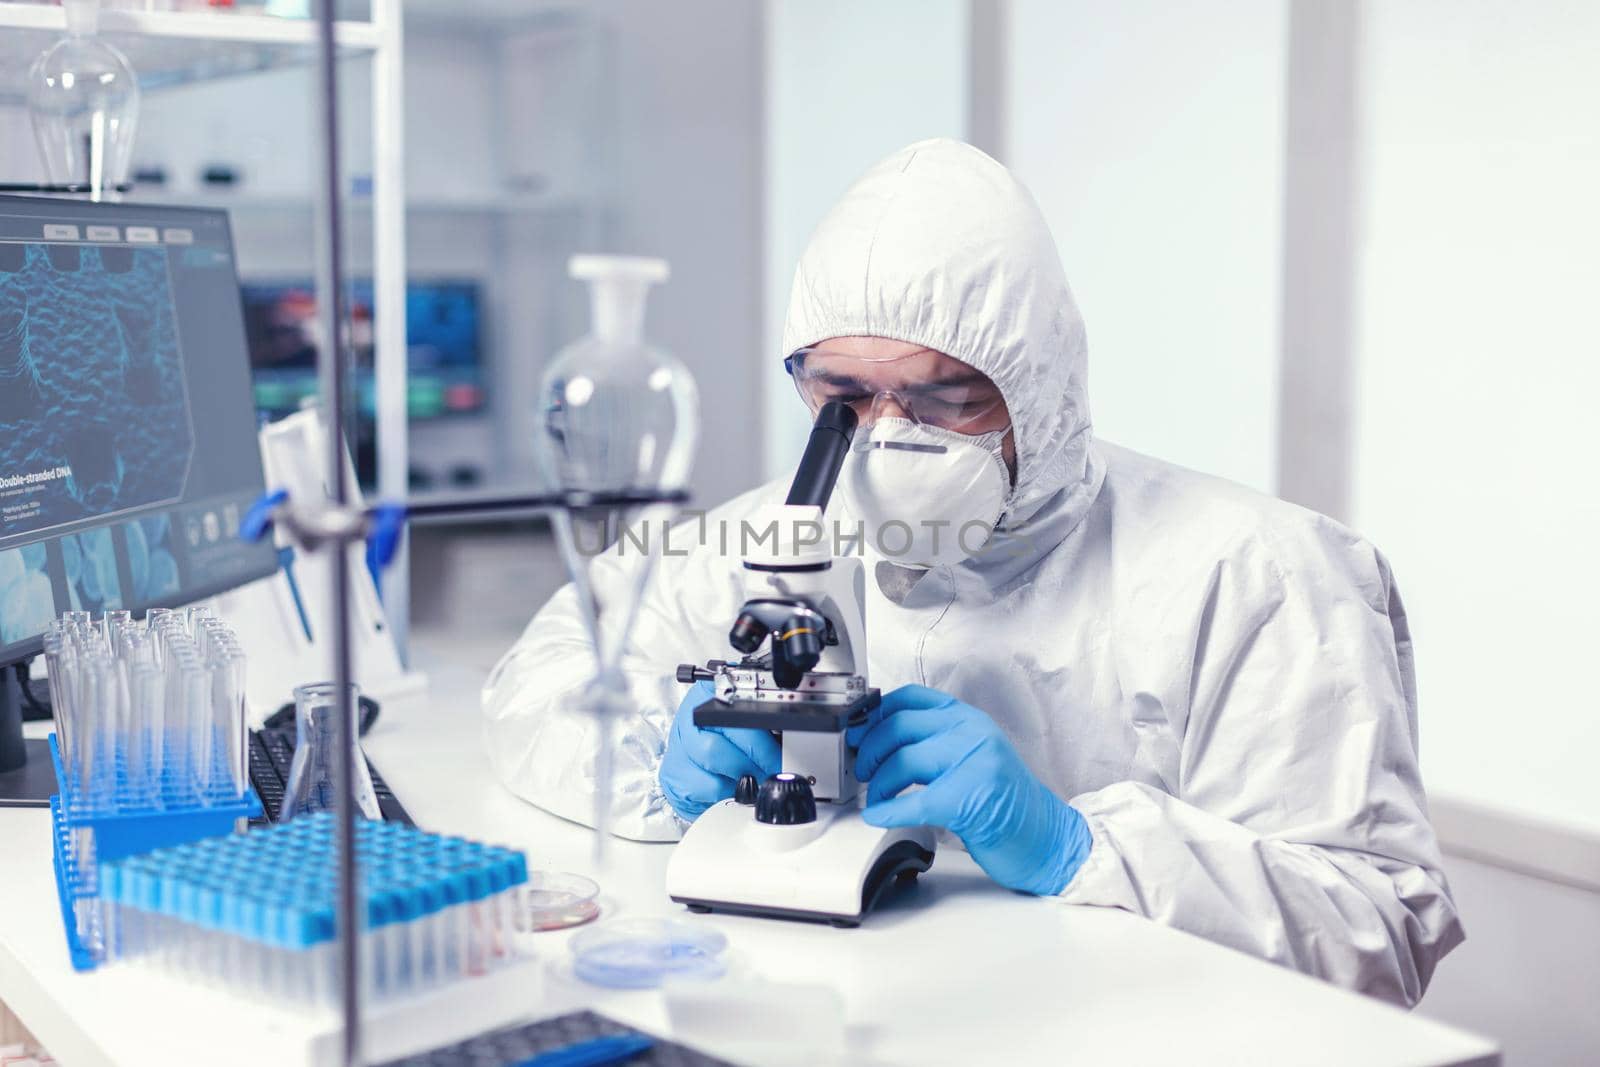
[1005, 0, 1287, 493]
[1417, 854, 1600, 1067]
[586, 0, 766, 508]
[762, 0, 970, 481]
[1349, 0, 1600, 837]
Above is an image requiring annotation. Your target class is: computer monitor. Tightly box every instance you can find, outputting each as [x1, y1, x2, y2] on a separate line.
[241, 278, 485, 422]
[0, 195, 279, 805]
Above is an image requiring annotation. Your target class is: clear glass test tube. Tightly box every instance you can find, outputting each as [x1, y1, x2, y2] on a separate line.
[163, 647, 193, 794]
[42, 629, 71, 762]
[185, 604, 212, 637]
[176, 652, 212, 801]
[100, 654, 123, 801]
[65, 652, 89, 797]
[76, 655, 116, 800]
[145, 609, 177, 663]
[104, 610, 133, 653]
[156, 622, 191, 667]
[128, 660, 165, 805]
[207, 650, 247, 797]
[226, 648, 247, 796]
[112, 657, 133, 794]
[65, 645, 88, 784]
[120, 625, 151, 668]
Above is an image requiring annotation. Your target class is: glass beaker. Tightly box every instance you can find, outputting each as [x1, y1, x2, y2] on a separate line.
[281, 682, 381, 821]
[25, 0, 139, 199]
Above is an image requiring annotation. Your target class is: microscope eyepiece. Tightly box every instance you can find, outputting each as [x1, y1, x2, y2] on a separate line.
[784, 400, 858, 511]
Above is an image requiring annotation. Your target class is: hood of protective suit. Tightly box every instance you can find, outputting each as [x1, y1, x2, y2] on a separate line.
[782, 138, 1102, 532]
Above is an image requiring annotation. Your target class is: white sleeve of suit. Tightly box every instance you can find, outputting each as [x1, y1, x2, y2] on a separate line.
[480, 522, 726, 842]
[1058, 528, 1463, 1007]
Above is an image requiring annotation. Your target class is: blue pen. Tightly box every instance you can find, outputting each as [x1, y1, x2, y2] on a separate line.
[513, 1033, 655, 1067]
[277, 545, 314, 641]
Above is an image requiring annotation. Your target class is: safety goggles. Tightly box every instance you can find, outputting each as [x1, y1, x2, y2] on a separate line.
[784, 346, 1008, 433]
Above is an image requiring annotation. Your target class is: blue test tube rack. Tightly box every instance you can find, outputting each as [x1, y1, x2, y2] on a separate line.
[96, 814, 530, 1005]
[48, 733, 262, 971]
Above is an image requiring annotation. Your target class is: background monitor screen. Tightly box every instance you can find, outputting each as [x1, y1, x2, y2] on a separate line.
[0, 196, 279, 666]
[241, 279, 486, 422]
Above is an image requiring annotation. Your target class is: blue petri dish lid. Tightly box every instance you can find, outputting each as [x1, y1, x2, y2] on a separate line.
[569, 918, 728, 990]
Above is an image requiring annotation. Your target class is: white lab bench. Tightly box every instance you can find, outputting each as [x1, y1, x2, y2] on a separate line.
[0, 655, 1499, 1067]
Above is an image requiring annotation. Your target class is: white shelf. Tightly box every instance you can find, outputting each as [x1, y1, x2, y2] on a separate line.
[0, 2, 379, 103]
[0, 4, 379, 45]
[122, 187, 586, 217]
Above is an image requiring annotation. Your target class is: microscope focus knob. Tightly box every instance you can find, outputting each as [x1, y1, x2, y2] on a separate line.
[754, 773, 816, 825]
[734, 773, 759, 805]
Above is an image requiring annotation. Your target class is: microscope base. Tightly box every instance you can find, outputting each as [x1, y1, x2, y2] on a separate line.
[665, 801, 935, 926]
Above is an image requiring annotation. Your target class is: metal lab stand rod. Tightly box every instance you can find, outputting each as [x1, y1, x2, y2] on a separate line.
[311, 3, 359, 1063]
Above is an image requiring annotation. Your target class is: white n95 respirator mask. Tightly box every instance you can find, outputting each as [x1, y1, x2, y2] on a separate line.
[836, 418, 1011, 568]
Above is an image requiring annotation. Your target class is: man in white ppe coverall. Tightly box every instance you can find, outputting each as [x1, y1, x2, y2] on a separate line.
[482, 138, 1462, 1006]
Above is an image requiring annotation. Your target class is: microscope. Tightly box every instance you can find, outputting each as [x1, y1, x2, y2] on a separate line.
[665, 402, 936, 927]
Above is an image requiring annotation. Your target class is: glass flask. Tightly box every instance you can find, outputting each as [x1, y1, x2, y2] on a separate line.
[26, 0, 139, 199]
[538, 256, 698, 499]
[281, 682, 381, 822]
[536, 255, 698, 848]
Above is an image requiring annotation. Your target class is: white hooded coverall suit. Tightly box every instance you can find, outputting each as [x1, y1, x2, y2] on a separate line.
[482, 139, 1463, 1007]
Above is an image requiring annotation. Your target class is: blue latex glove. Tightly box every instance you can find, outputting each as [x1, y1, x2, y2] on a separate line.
[659, 680, 782, 821]
[848, 684, 1092, 895]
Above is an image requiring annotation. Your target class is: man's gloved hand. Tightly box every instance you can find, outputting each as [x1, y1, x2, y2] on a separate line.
[660, 680, 782, 821]
[848, 684, 1092, 895]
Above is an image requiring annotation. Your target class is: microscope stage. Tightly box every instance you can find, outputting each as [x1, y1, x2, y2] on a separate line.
[691, 690, 879, 734]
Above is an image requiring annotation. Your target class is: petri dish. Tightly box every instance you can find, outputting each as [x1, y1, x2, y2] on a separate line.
[570, 918, 728, 989]
[520, 871, 601, 931]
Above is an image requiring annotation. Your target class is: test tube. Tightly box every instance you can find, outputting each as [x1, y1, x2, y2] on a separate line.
[64, 638, 90, 782]
[362, 920, 381, 1000]
[111, 657, 133, 800]
[128, 660, 165, 805]
[42, 629, 71, 763]
[154, 619, 190, 667]
[104, 610, 133, 653]
[162, 645, 193, 794]
[124, 628, 160, 799]
[98, 653, 121, 801]
[76, 654, 117, 800]
[145, 609, 177, 666]
[174, 651, 212, 801]
[208, 647, 248, 797]
[64, 649, 89, 797]
[185, 604, 212, 637]
[119, 623, 151, 668]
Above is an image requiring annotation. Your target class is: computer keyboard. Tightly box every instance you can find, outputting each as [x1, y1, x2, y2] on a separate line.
[248, 727, 413, 827]
[376, 1010, 735, 1066]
